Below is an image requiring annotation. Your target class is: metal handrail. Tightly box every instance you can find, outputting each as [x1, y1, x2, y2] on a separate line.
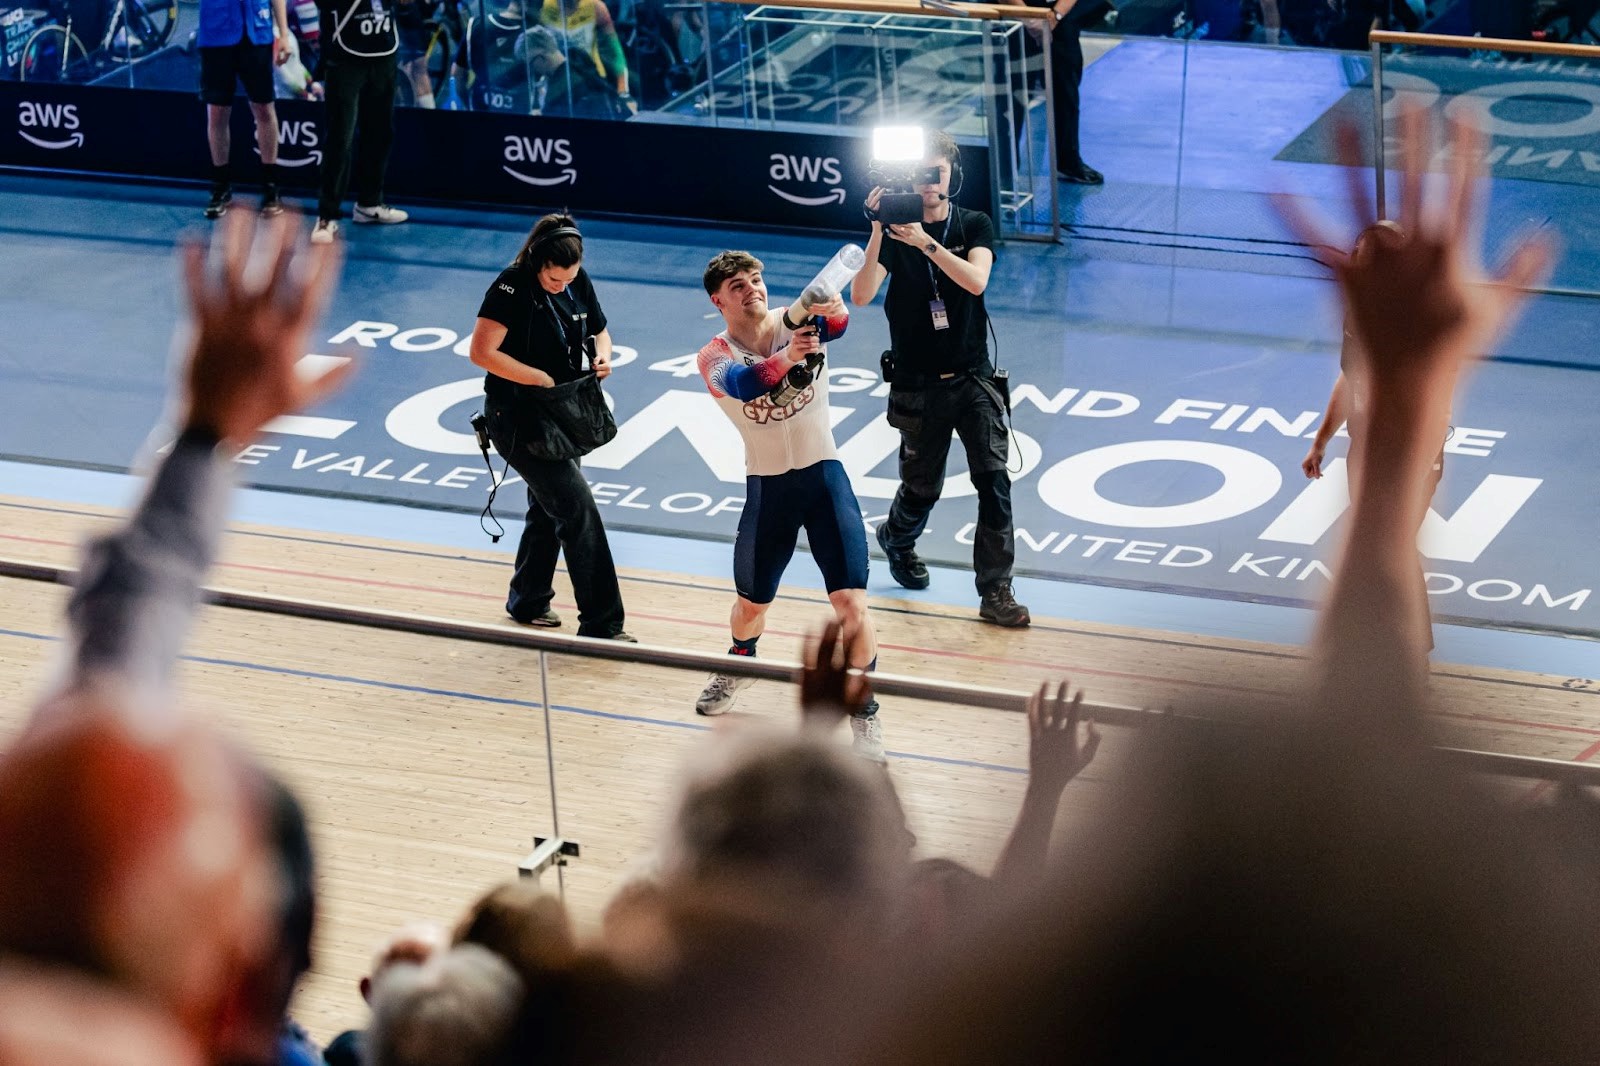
[1366, 26, 1600, 236]
[1370, 29, 1600, 60]
[3, 554, 1597, 783]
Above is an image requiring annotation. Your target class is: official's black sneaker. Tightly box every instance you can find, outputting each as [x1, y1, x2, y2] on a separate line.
[1058, 163, 1105, 186]
[979, 582, 1031, 628]
[876, 522, 930, 590]
[204, 186, 233, 219]
[260, 184, 284, 217]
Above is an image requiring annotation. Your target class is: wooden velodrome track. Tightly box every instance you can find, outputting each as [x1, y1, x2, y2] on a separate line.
[1, 492, 1598, 1040]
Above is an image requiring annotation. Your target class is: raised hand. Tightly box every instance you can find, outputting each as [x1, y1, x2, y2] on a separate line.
[1026, 680, 1099, 796]
[799, 618, 872, 728]
[1275, 107, 1554, 393]
[180, 209, 351, 445]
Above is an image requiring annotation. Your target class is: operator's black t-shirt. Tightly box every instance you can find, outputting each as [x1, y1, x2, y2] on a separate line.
[878, 206, 995, 375]
[476, 262, 607, 404]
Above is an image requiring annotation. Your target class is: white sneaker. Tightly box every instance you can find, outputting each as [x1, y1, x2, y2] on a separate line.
[353, 203, 409, 225]
[850, 707, 886, 764]
[310, 218, 339, 244]
[695, 672, 754, 716]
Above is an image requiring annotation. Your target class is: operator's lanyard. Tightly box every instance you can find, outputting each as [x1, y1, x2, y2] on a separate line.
[925, 211, 953, 300]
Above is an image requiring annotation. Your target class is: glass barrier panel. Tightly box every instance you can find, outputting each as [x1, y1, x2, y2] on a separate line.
[1375, 39, 1600, 298]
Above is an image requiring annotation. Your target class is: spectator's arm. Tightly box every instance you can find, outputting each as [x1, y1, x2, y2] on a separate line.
[797, 619, 872, 731]
[992, 681, 1098, 887]
[593, 0, 629, 94]
[1277, 110, 1554, 717]
[272, 0, 292, 63]
[51, 212, 349, 705]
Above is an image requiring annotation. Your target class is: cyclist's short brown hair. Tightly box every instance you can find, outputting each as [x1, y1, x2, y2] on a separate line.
[703, 251, 764, 296]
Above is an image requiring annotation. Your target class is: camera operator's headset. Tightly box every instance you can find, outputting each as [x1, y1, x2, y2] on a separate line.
[470, 222, 587, 542]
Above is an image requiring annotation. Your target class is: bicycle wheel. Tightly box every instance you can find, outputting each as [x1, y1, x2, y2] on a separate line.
[19, 24, 92, 83]
[126, 0, 178, 53]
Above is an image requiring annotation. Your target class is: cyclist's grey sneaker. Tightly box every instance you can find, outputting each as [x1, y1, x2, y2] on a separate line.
[696, 672, 754, 716]
[850, 705, 886, 764]
[310, 218, 339, 244]
[353, 203, 410, 225]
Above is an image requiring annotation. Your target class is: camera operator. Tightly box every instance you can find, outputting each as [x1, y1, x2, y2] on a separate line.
[850, 130, 1029, 629]
[468, 213, 634, 642]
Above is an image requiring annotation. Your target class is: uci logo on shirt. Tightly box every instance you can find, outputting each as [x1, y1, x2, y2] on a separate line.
[17, 101, 83, 150]
[767, 153, 844, 208]
[502, 135, 576, 187]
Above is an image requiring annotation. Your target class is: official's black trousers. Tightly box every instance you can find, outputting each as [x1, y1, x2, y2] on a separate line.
[1050, 21, 1085, 170]
[486, 401, 627, 638]
[318, 56, 397, 221]
[880, 374, 1016, 595]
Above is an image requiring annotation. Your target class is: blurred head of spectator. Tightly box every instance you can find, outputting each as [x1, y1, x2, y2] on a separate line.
[0, 702, 279, 1063]
[658, 727, 913, 938]
[453, 880, 576, 984]
[359, 922, 450, 1005]
[0, 959, 205, 1066]
[367, 945, 524, 1066]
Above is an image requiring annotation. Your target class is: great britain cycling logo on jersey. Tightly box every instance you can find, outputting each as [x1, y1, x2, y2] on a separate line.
[503, 135, 577, 187]
[16, 101, 82, 150]
[767, 152, 844, 207]
[742, 384, 816, 424]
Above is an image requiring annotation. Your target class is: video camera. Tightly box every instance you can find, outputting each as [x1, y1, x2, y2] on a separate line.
[864, 126, 938, 226]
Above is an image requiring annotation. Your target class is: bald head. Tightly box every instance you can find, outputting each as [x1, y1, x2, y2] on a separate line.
[0, 701, 277, 1049]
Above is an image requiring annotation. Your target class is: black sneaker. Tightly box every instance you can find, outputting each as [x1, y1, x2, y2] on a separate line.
[875, 523, 930, 590]
[979, 582, 1031, 628]
[204, 186, 232, 219]
[260, 184, 284, 217]
[1058, 163, 1105, 186]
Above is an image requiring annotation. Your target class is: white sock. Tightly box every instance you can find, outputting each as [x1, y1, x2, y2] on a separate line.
[416, 92, 436, 109]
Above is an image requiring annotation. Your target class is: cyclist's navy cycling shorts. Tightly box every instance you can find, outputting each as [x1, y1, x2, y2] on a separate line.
[734, 459, 868, 605]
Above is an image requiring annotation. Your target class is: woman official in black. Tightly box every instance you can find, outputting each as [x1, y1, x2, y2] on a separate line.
[469, 214, 633, 641]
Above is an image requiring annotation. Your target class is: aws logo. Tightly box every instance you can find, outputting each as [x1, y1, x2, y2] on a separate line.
[503, 135, 576, 187]
[767, 153, 843, 207]
[17, 101, 82, 150]
[255, 120, 321, 167]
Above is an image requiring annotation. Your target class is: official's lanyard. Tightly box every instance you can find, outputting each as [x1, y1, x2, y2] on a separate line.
[924, 211, 953, 300]
[541, 286, 584, 371]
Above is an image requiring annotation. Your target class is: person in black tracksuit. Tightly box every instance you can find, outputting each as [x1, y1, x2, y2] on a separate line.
[311, 0, 413, 239]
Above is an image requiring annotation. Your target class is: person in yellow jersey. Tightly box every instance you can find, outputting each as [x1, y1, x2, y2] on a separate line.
[539, 0, 632, 106]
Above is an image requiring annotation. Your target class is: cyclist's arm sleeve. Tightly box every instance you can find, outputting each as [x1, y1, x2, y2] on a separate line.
[699, 338, 790, 402]
[816, 306, 849, 343]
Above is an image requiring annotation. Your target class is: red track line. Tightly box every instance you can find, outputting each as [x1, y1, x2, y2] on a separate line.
[1436, 711, 1600, 738]
[0, 530, 1578, 732]
[3, 529, 1275, 697]
[1520, 735, 1600, 806]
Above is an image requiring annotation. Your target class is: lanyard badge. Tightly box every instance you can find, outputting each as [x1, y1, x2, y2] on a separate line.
[925, 213, 953, 331]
